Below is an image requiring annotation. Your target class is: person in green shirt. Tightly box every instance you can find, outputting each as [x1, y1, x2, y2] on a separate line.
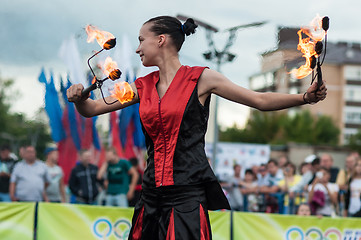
[97, 147, 139, 207]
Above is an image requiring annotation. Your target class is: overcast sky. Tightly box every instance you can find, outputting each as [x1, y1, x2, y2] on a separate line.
[1, 0, 360, 129]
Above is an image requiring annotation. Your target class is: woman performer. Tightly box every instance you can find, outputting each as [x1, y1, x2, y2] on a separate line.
[67, 16, 327, 240]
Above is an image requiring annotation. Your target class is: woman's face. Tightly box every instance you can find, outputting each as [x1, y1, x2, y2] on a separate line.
[136, 23, 160, 67]
[297, 204, 311, 216]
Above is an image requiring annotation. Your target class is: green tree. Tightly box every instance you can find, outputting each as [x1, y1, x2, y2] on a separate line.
[219, 110, 340, 145]
[0, 75, 51, 158]
[347, 127, 361, 154]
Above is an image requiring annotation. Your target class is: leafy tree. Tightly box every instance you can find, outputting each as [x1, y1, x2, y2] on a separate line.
[347, 127, 361, 154]
[0, 75, 51, 158]
[219, 110, 340, 145]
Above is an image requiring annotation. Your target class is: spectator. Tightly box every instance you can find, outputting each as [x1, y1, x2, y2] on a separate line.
[289, 155, 318, 198]
[222, 164, 244, 211]
[0, 144, 17, 202]
[259, 159, 284, 194]
[257, 164, 268, 187]
[97, 148, 138, 207]
[296, 203, 311, 216]
[9, 145, 50, 202]
[278, 162, 302, 213]
[44, 147, 66, 203]
[259, 159, 284, 213]
[308, 167, 338, 216]
[69, 149, 99, 205]
[240, 169, 258, 212]
[337, 154, 357, 191]
[250, 164, 259, 178]
[306, 156, 321, 186]
[128, 157, 143, 207]
[278, 155, 290, 169]
[320, 153, 339, 183]
[344, 159, 361, 217]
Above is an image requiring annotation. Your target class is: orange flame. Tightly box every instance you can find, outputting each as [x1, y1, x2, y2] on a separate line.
[86, 25, 114, 48]
[290, 15, 327, 79]
[103, 57, 118, 77]
[111, 82, 134, 104]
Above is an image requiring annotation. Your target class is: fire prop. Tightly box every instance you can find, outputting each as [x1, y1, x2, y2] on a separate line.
[290, 15, 329, 87]
[81, 25, 134, 105]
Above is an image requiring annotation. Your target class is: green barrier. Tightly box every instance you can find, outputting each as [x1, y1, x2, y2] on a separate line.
[3, 202, 360, 240]
[233, 212, 361, 240]
[0, 202, 35, 240]
[37, 203, 134, 240]
[37, 203, 232, 240]
[209, 211, 231, 240]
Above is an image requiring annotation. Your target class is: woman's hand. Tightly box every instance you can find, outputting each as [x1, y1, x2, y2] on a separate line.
[304, 80, 327, 104]
[67, 84, 88, 103]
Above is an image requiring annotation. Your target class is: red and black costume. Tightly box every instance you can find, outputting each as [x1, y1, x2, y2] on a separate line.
[129, 66, 230, 240]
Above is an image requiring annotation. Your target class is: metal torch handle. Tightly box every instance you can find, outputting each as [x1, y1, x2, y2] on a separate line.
[316, 62, 323, 89]
[81, 82, 97, 98]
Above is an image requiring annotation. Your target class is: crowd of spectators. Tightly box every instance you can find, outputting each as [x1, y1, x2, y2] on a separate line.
[0, 144, 140, 207]
[1, 142, 361, 218]
[221, 152, 361, 218]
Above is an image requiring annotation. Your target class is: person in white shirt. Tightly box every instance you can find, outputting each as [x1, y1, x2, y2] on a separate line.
[308, 167, 338, 216]
[45, 147, 66, 203]
[344, 159, 361, 217]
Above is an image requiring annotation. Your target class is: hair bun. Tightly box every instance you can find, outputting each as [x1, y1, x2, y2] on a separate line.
[183, 18, 198, 36]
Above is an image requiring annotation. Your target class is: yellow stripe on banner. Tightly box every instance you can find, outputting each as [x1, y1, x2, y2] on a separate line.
[209, 211, 231, 240]
[0, 202, 35, 240]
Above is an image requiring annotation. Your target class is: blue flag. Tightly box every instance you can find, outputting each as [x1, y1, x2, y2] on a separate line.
[38, 69, 65, 142]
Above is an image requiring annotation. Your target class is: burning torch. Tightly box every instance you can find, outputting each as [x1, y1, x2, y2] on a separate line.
[290, 15, 330, 89]
[81, 25, 122, 104]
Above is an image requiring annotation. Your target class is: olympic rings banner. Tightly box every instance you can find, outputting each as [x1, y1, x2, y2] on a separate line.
[233, 212, 361, 240]
[0, 202, 35, 240]
[37, 203, 134, 240]
[36, 203, 231, 240]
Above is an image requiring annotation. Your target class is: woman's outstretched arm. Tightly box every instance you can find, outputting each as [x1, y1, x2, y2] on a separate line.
[67, 82, 139, 117]
[198, 69, 327, 111]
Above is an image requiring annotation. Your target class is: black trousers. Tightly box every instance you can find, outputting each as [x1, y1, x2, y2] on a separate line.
[128, 184, 212, 240]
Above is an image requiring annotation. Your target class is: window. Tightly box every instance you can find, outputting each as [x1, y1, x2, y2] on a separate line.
[345, 65, 361, 81]
[344, 106, 361, 124]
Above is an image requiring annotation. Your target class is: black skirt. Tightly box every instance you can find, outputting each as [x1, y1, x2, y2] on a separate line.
[128, 183, 226, 240]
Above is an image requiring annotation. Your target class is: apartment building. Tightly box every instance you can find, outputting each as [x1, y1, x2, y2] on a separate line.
[249, 27, 361, 144]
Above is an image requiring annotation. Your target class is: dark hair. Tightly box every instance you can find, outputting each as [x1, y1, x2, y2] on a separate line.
[0, 144, 11, 151]
[144, 16, 198, 51]
[233, 164, 241, 170]
[267, 158, 278, 166]
[286, 162, 296, 175]
[311, 157, 320, 166]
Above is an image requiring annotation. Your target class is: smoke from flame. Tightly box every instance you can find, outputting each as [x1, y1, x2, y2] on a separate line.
[86, 25, 115, 48]
[290, 14, 327, 79]
[111, 82, 134, 104]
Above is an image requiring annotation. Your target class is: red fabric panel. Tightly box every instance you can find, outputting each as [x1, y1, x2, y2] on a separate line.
[200, 204, 210, 240]
[166, 208, 175, 240]
[57, 107, 78, 184]
[131, 206, 144, 240]
[81, 118, 93, 149]
[135, 66, 207, 187]
[110, 111, 125, 158]
[124, 121, 136, 159]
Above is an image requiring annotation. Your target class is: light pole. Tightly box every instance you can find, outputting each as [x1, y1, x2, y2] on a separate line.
[177, 14, 267, 167]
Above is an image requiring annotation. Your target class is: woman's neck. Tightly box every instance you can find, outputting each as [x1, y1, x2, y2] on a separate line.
[157, 56, 182, 84]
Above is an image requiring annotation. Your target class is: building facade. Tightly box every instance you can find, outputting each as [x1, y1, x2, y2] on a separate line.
[249, 27, 361, 145]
